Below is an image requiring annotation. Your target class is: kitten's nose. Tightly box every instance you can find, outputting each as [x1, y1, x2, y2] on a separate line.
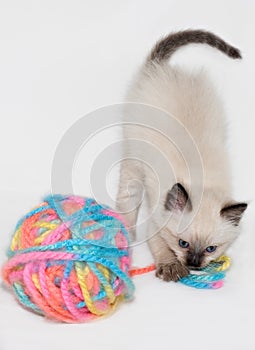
[187, 253, 201, 267]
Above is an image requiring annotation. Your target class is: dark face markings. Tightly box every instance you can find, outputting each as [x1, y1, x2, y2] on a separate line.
[186, 250, 204, 268]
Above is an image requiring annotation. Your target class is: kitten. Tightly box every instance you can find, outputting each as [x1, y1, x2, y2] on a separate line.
[116, 30, 247, 282]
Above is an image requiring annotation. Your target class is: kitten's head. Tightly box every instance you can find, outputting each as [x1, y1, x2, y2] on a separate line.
[160, 183, 247, 268]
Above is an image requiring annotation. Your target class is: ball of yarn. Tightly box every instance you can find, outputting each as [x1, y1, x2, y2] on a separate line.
[2, 194, 134, 323]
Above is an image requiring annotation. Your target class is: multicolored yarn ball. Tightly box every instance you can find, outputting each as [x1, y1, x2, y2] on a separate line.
[2, 194, 134, 323]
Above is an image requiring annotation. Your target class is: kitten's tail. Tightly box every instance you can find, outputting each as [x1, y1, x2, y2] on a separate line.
[148, 29, 242, 63]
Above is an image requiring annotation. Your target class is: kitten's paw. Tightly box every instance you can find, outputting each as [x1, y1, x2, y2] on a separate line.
[156, 261, 189, 282]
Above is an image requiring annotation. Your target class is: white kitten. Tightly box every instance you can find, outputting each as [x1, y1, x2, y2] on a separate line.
[116, 30, 247, 282]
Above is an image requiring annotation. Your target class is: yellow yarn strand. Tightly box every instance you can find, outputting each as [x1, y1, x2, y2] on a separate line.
[214, 255, 231, 271]
[98, 264, 110, 282]
[34, 228, 57, 245]
[32, 273, 41, 292]
[96, 264, 117, 304]
[34, 222, 58, 230]
[10, 228, 21, 251]
[75, 263, 106, 316]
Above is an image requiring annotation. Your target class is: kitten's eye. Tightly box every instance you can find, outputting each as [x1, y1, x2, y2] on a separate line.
[205, 246, 217, 253]
[179, 239, 189, 248]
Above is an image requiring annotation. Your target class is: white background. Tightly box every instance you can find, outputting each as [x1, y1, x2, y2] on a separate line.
[0, 1, 255, 349]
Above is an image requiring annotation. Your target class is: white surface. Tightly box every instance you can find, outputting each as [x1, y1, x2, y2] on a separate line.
[0, 1, 255, 349]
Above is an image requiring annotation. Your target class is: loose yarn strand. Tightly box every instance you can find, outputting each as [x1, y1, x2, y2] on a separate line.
[130, 255, 230, 289]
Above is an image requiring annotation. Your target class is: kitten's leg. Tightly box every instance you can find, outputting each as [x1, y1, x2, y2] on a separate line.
[144, 174, 189, 281]
[116, 160, 144, 241]
[148, 229, 189, 282]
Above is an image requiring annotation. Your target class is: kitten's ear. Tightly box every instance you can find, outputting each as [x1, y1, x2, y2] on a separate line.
[165, 183, 192, 212]
[220, 202, 248, 226]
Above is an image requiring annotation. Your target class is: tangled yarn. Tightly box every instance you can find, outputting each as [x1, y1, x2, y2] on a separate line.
[130, 256, 230, 289]
[129, 255, 230, 289]
[2, 194, 231, 323]
[2, 195, 134, 323]
[179, 255, 230, 289]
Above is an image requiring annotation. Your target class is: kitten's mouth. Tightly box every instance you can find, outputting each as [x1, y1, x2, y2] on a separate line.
[187, 262, 210, 270]
[188, 266, 201, 270]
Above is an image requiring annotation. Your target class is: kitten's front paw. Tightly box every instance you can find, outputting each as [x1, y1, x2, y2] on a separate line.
[156, 261, 189, 282]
